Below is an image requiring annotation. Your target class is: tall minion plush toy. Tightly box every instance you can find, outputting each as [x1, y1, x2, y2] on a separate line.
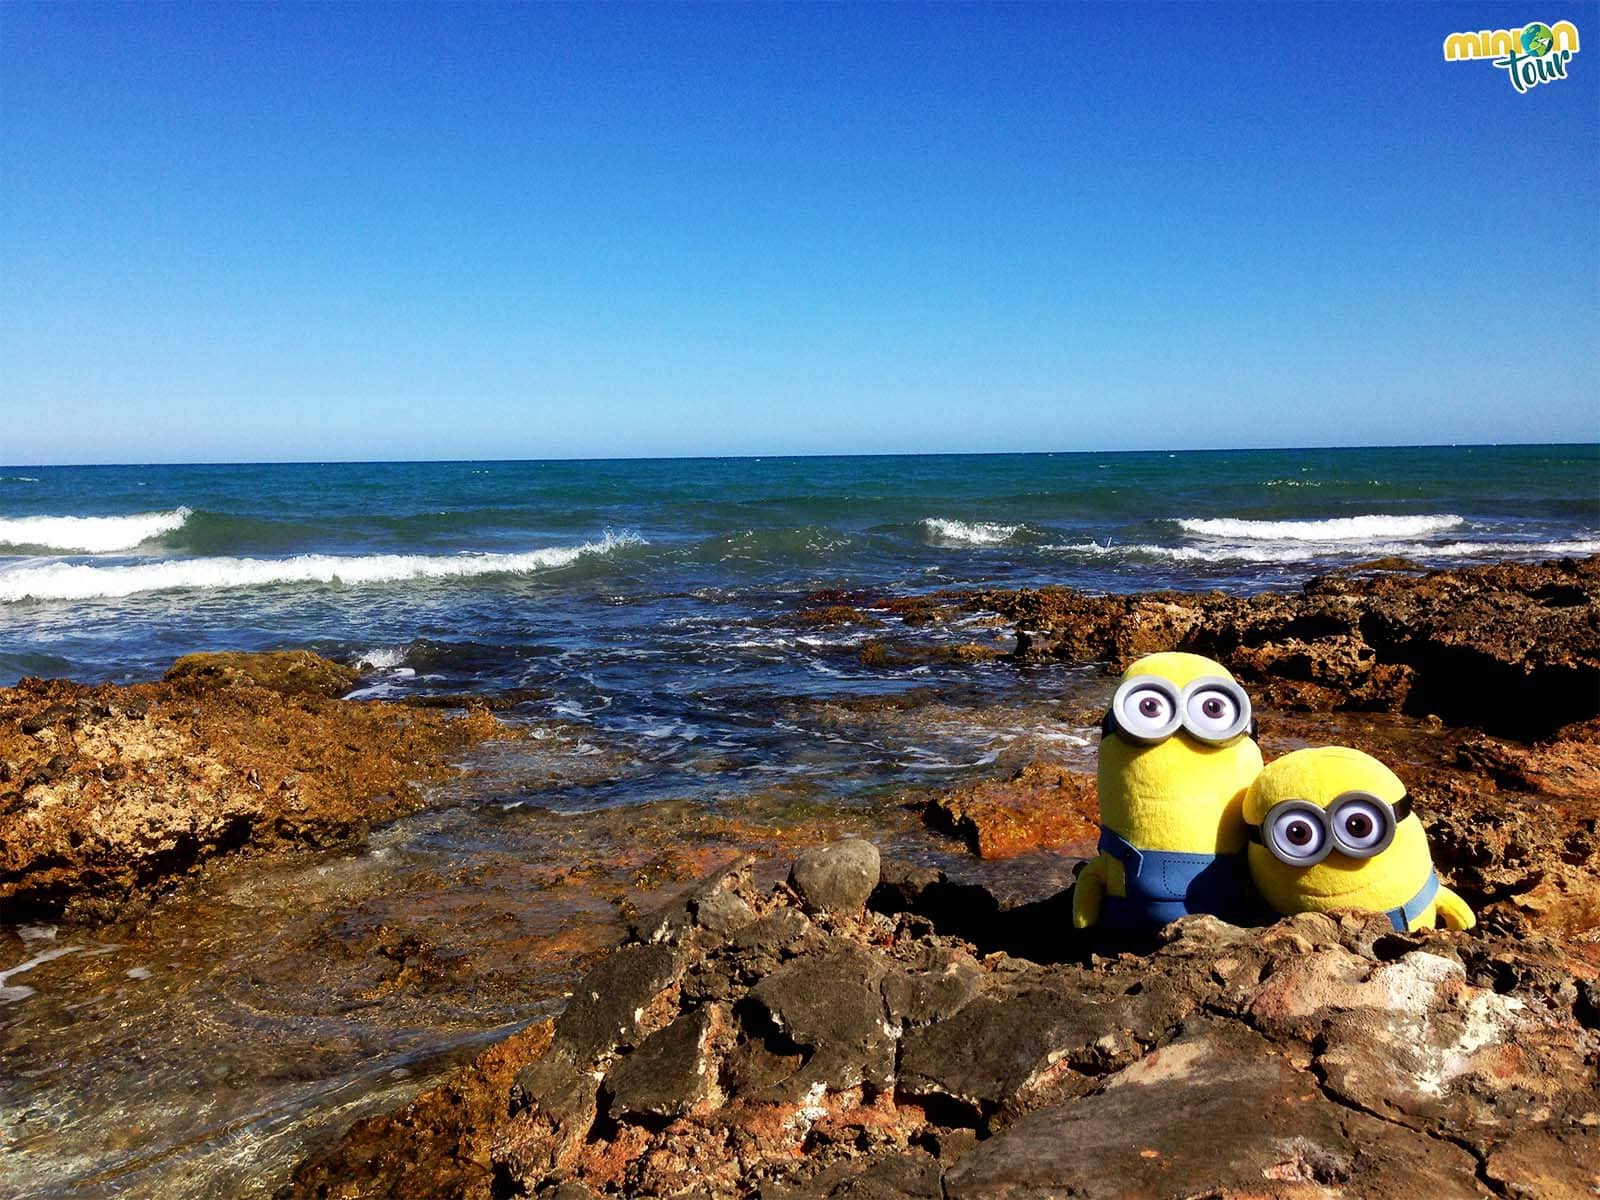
[1073, 652, 1264, 933]
[1244, 746, 1474, 931]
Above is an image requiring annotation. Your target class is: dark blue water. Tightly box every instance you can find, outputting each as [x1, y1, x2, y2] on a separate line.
[3, 447, 1595, 680]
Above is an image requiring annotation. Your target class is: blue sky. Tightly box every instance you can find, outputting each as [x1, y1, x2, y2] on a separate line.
[2, 2, 1596, 464]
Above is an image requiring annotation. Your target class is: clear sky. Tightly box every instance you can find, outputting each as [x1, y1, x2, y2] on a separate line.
[2, 2, 1597, 464]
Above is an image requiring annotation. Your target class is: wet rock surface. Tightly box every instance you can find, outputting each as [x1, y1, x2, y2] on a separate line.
[921, 760, 1098, 859]
[0, 652, 511, 920]
[968, 556, 1600, 739]
[285, 834, 1600, 1199]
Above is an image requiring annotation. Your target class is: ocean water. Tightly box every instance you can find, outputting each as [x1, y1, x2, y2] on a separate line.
[3, 446, 1597, 685]
[3, 445, 1596, 810]
[2, 445, 1598, 1199]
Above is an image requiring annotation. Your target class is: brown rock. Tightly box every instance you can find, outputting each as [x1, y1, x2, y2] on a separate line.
[1482, 1128, 1600, 1199]
[923, 761, 1097, 859]
[0, 658, 510, 920]
[969, 556, 1600, 739]
[164, 650, 361, 697]
[278, 1018, 554, 1200]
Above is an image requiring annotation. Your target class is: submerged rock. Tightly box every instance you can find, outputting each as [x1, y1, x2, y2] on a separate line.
[164, 649, 362, 698]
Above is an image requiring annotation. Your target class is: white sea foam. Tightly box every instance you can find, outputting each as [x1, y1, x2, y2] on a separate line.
[355, 647, 408, 670]
[1176, 514, 1465, 542]
[0, 532, 642, 602]
[0, 507, 193, 553]
[1045, 538, 1600, 566]
[922, 517, 1020, 546]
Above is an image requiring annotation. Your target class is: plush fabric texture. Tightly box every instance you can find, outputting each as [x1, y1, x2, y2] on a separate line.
[1244, 746, 1475, 932]
[1074, 652, 1263, 931]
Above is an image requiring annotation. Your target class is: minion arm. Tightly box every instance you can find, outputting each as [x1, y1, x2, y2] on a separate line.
[1072, 854, 1108, 929]
[1435, 884, 1476, 931]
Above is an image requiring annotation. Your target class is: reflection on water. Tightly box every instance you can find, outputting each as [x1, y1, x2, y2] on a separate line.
[1, 662, 1101, 1199]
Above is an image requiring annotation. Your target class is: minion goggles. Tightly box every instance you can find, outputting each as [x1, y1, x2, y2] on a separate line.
[1100, 674, 1257, 745]
[1248, 791, 1415, 866]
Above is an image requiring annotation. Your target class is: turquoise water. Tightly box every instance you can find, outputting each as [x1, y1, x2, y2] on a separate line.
[2, 446, 1596, 688]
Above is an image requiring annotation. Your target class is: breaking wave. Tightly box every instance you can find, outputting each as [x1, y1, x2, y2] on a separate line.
[1175, 514, 1465, 542]
[0, 532, 642, 603]
[0, 508, 194, 553]
[1046, 537, 1600, 566]
[921, 518, 1021, 546]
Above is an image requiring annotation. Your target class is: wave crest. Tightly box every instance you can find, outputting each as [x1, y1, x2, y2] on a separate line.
[1045, 537, 1600, 565]
[921, 517, 1020, 546]
[0, 532, 642, 603]
[0, 508, 194, 553]
[1177, 514, 1464, 542]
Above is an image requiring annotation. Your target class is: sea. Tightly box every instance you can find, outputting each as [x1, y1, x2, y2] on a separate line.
[1, 444, 1597, 1198]
[5, 445, 1597, 675]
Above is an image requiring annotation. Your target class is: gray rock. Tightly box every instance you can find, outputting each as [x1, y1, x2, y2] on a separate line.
[628, 856, 754, 944]
[897, 985, 1128, 1113]
[693, 886, 756, 935]
[731, 907, 816, 955]
[510, 1052, 595, 1121]
[944, 1020, 1482, 1199]
[881, 946, 982, 1027]
[552, 942, 681, 1063]
[602, 1006, 716, 1122]
[761, 1151, 943, 1199]
[504, 1052, 602, 1181]
[745, 943, 894, 1099]
[871, 857, 946, 912]
[537, 1184, 599, 1200]
[789, 839, 881, 915]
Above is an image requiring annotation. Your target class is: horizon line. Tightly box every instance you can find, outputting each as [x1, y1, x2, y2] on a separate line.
[5, 439, 1597, 471]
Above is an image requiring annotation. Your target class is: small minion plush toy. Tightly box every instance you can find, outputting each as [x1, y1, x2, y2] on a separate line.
[1244, 746, 1474, 932]
[1073, 652, 1264, 932]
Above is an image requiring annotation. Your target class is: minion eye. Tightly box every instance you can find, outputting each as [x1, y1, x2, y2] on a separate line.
[1185, 687, 1239, 737]
[1261, 800, 1331, 865]
[1111, 678, 1182, 742]
[1328, 793, 1395, 858]
[1177, 676, 1253, 744]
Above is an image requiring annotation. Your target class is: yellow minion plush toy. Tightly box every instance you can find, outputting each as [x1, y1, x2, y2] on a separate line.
[1244, 746, 1474, 932]
[1073, 652, 1264, 932]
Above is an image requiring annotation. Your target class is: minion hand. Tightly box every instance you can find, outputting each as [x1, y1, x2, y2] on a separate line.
[1435, 885, 1476, 931]
[1072, 854, 1108, 929]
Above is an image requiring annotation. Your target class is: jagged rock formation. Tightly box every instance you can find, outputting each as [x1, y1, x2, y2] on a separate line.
[282, 842, 1600, 1200]
[0, 653, 510, 920]
[967, 556, 1600, 739]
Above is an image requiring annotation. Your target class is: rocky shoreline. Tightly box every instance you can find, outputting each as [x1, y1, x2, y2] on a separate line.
[3, 557, 1596, 1197]
[275, 557, 1598, 1199]
[0, 650, 513, 922]
[283, 841, 1599, 1199]
[966, 555, 1599, 739]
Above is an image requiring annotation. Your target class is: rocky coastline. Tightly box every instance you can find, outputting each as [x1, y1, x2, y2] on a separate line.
[3, 557, 1597, 1197]
[276, 557, 1597, 1199]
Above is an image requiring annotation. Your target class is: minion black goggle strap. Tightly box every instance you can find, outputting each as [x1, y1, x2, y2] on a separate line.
[1100, 674, 1256, 746]
[1248, 790, 1415, 866]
